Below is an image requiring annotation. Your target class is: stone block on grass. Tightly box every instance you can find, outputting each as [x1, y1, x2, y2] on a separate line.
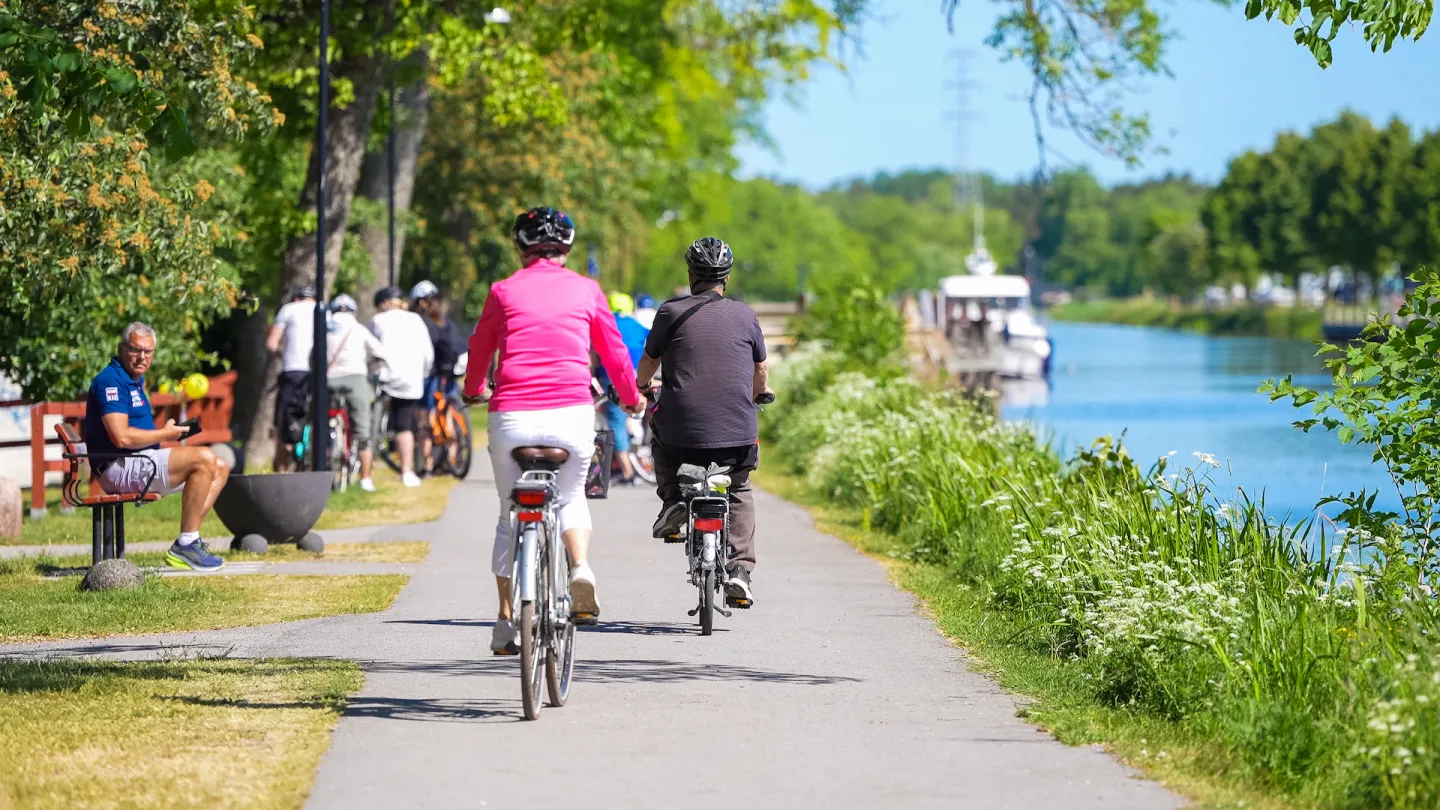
[81, 559, 145, 591]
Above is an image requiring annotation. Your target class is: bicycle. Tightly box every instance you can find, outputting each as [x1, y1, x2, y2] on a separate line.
[666, 391, 774, 636]
[375, 388, 472, 480]
[424, 388, 472, 479]
[592, 382, 656, 486]
[506, 445, 583, 720]
[326, 406, 360, 492]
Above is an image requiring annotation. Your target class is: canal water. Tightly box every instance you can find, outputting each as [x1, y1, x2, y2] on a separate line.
[1001, 321, 1399, 519]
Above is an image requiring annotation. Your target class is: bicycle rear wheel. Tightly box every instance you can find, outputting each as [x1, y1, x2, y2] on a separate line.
[699, 569, 715, 636]
[374, 400, 403, 475]
[520, 534, 547, 720]
[447, 403, 473, 479]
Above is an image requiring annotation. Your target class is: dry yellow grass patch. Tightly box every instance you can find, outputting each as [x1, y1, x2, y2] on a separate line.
[0, 658, 361, 809]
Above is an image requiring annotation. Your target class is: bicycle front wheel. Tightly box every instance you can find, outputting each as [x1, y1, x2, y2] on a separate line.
[546, 539, 575, 707]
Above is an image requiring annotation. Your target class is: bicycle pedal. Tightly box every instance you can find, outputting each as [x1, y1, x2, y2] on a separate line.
[725, 597, 753, 610]
[663, 534, 684, 544]
[571, 612, 599, 626]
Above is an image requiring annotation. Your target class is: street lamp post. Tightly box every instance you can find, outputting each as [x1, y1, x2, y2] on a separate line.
[310, 0, 331, 473]
[387, 73, 396, 287]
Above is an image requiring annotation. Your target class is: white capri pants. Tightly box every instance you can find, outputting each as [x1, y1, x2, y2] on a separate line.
[487, 404, 595, 577]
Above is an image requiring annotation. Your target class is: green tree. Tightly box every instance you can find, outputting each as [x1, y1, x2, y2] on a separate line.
[1140, 209, 1209, 300]
[0, 0, 275, 400]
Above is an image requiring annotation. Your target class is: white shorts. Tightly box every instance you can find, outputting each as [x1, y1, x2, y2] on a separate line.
[98, 448, 181, 496]
[487, 404, 595, 577]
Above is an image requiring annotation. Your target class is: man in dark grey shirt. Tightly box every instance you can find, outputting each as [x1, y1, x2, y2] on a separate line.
[636, 236, 772, 605]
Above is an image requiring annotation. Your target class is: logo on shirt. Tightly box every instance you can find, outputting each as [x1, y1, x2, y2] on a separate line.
[104, 387, 119, 402]
[130, 390, 143, 408]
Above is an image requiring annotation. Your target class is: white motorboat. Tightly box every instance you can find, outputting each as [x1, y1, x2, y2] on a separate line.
[937, 246, 1052, 381]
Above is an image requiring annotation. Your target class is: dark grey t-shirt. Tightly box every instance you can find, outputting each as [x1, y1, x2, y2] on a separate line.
[646, 291, 767, 449]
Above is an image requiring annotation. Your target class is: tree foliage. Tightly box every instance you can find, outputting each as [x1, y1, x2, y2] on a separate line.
[0, 0, 275, 399]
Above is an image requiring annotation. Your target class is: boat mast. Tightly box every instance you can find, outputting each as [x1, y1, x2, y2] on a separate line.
[951, 50, 988, 266]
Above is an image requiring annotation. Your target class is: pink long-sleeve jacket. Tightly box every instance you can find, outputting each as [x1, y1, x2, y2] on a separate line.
[463, 258, 642, 412]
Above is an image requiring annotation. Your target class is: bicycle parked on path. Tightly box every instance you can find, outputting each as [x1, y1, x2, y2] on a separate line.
[664, 390, 773, 635]
[507, 445, 585, 720]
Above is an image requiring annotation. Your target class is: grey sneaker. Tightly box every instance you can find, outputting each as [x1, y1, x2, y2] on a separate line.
[652, 501, 687, 538]
[491, 618, 519, 656]
[165, 539, 224, 571]
[724, 567, 753, 606]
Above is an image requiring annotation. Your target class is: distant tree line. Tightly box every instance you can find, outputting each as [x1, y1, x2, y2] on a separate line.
[654, 110, 1432, 306]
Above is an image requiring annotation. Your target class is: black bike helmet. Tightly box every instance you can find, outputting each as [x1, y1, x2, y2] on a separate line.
[685, 237, 733, 281]
[512, 207, 576, 257]
[373, 286, 404, 308]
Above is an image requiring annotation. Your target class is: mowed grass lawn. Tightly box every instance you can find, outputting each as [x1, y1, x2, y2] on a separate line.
[0, 657, 361, 810]
[0, 555, 406, 643]
[11, 466, 458, 547]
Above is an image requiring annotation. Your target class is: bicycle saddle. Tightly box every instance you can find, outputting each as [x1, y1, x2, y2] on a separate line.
[512, 446, 569, 469]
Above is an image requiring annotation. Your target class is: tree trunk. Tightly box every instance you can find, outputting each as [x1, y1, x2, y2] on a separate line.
[243, 30, 391, 468]
[355, 51, 431, 324]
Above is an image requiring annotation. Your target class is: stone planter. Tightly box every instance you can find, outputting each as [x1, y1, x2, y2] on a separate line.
[213, 472, 331, 553]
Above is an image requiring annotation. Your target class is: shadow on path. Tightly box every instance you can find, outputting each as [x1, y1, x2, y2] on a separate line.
[361, 657, 860, 686]
[343, 696, 518, 723]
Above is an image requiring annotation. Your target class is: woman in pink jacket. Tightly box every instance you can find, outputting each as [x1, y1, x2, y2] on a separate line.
[464, 207, 644, 655]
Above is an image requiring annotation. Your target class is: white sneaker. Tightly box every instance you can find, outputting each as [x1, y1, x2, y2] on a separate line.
[491, 618, 518, 655]
[569, 562, 600, 620]
[402, 472, 422, 488]
[359, 477, 376, 493]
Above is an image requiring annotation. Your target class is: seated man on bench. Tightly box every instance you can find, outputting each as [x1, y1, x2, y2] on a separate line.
[85, 322, 230, 571]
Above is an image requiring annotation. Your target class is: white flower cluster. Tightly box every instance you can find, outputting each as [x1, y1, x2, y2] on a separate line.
[1362, 654, 1440, 805]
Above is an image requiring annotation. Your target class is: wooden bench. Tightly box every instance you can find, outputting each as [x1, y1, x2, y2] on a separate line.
[55, 424, 161, 565]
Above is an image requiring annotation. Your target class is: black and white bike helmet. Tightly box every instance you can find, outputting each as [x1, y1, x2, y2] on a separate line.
[512, 207, 576, 257]
[685, 237, 733, 281]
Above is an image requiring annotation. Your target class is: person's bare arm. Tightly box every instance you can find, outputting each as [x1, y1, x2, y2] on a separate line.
[636, 354, 661, 390]
[101, 412, 184, 450]
[753, 360, 772, 399]
[265, 323, 284, 357]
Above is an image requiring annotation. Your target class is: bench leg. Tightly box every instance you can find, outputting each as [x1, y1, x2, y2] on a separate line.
[115, 504, 126, 560]
[102, 505, 116, 561]
[92, 507, 103, 567]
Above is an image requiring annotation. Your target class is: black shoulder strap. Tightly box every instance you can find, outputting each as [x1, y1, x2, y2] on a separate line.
[652, 294, 720, 357]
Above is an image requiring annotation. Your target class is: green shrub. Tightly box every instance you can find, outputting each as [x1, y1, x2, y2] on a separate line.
[765, 339, 1440, 807]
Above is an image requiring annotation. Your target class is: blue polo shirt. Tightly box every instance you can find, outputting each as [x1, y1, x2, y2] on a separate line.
[85, 358, 157, 456]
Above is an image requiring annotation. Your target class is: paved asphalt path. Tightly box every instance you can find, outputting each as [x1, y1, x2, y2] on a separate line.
[2, 460, 1184, 810]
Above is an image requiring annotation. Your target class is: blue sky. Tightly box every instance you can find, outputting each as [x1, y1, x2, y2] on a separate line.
[735, 1, 1440, 189]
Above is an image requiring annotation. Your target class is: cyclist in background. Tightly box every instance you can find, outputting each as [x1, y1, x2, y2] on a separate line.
[411, 280, 467, 476]
[633, 293, 658, 330]
[326, 294, 389, 493]
[635, 236, 771, 605]
[371, 286, 433, 488]
[266, 284, 317, 471]
[593, 292, 649, 484]
[464, 207, 643, 655]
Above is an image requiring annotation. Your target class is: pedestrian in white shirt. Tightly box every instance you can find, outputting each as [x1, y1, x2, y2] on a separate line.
[265, 284, 317, 472]
[327, 294, 389, 492]
[370, 286, 433, 487]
